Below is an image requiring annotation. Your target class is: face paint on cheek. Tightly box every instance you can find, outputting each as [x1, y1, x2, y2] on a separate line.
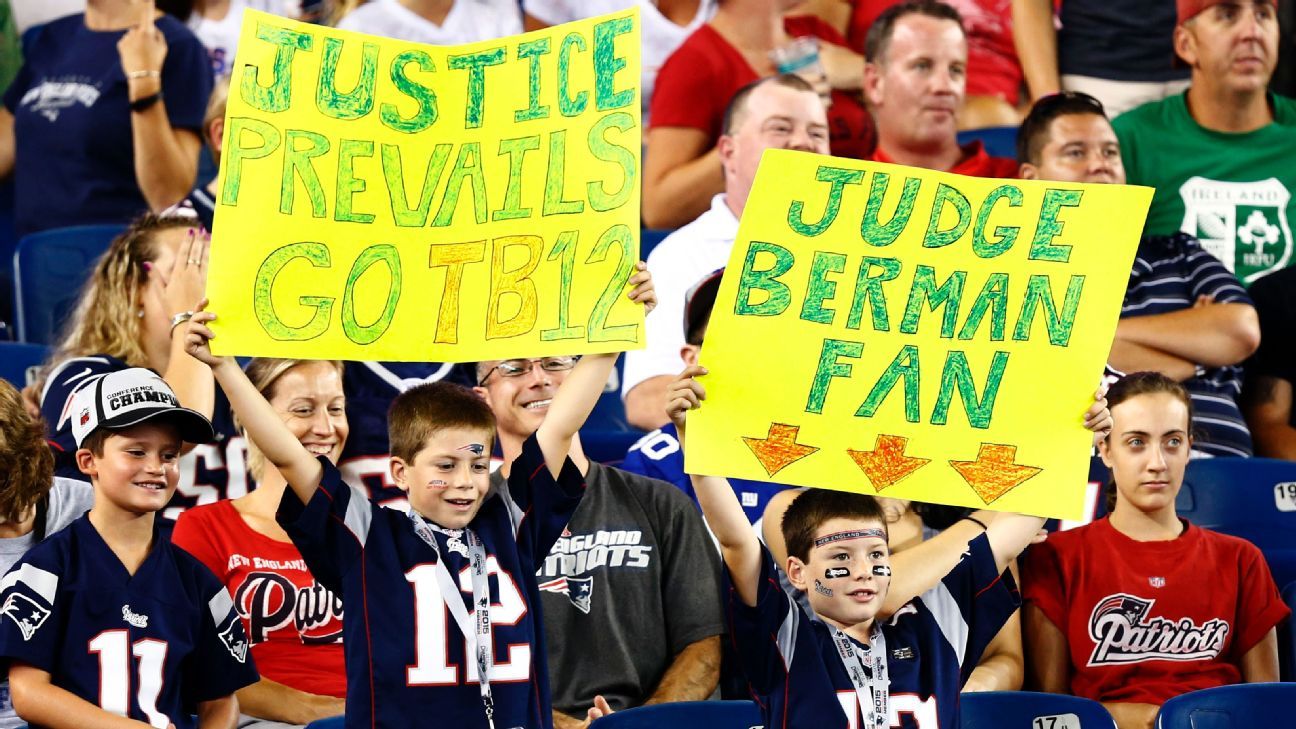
[814, 579, 834, 597]
[872, 565, 892, 577]
[825, 567, 850, 580]
[428, 480, 448, 489]
[458, 443, 485, 456]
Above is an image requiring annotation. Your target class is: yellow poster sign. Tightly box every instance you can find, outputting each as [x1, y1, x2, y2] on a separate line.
[207, 10, 642, 361]
[686, 150, 1152, 519]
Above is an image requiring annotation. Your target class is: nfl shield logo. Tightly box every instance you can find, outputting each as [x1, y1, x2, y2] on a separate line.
[1149, 576, 1166, 588]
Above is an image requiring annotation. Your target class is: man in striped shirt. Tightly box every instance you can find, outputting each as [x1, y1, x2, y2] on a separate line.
[1018, 92, 1261, 457]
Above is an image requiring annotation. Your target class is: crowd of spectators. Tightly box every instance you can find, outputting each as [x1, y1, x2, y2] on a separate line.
[0, 1, 1293, 729]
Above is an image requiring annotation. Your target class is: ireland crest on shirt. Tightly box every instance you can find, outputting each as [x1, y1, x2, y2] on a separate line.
[1179, 176, 1293, 284]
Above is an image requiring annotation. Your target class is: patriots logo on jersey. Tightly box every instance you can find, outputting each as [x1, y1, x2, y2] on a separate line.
[1, 592, 51, 641]
[219, 620, 249, 663]
[537, 576, 594, 614]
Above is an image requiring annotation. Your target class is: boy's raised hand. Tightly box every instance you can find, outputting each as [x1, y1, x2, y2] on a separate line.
[627, 261, 657, 315]
[1084, 385, 1112, 447]
[182, 299, 230, 369]
[666, 364, 708, 439]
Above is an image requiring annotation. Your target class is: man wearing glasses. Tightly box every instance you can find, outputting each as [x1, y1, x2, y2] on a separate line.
[475, 356, 725, 729]
[1018, 90, 1260, 456]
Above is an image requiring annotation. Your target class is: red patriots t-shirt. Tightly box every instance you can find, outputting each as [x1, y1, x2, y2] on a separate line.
[1022, 517, 1289, 705]
[173, 499, 346, 698]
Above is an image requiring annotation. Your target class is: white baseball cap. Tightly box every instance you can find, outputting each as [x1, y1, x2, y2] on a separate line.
[69, 368, 215, 448]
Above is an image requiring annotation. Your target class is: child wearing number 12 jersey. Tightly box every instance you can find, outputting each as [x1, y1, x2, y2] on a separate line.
[184, 266, 655, 729]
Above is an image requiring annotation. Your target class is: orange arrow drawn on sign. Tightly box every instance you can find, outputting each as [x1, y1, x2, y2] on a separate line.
[949, 443, 1042, 504]
[846, 435, 931, 491]
[742, 423, 819, 477]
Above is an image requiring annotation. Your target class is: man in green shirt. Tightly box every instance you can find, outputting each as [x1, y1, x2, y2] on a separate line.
[1114, 0, 1296, 285]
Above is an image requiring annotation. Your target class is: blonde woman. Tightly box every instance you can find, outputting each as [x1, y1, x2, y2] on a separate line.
[173, 358, 348, 728]
[37, 213, 219, 501]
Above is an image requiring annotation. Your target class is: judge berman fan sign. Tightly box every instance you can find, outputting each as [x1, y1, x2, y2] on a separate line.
[687, 150, 1152, 520]
[206, 9, 644, 362]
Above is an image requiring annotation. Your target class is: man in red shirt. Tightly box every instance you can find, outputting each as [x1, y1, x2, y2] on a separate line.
[862, 0, 1018, 177]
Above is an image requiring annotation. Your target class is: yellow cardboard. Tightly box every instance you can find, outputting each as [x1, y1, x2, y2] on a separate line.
[686, 149, 1152, 519]
[207, 9, 642, 361]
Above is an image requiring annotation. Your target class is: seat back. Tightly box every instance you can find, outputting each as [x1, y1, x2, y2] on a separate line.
[961, 690, 1115, 728]
[589, 701, 762, 729]
[956, 126, 1019, 159]
[0, 341, 49, 387]
[1175, 457, 1296, 585]
[1155, 683, 1296, 729]
[13, 225, 124, 344]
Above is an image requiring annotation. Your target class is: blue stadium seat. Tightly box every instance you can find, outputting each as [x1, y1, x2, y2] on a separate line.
[1281, 582, 1296, 682]
[1155, 683, 1296, 729]
[303, 718, 344, 729]
[579, 352, 644, 466]
[1174, 458, 1296, 586]
[961, 691, 1115, 729]
[12, 224, 124, 344]
[589, 700, 761, 728]
[0, 341, 49, 388]
[957, 126, 1019, 160]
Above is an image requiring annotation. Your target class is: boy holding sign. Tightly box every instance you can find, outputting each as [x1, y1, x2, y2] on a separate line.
[181, 266, 655, 729]
[665, 365, 1108, 729]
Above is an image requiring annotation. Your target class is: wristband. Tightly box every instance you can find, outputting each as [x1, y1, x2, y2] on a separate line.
[170, 311, 195, 332]
[960, 515, 988, 530]
[130, 91, 163, 112]
[126, 70, 162, 79]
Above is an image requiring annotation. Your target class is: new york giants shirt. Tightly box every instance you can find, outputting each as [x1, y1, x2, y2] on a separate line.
[278, 433, 585, 729]
[40, 355, 249, 518]
[0, 516, 258, 728]
[729, 534, 1018, 729]
[621, 423, 792, 525]
[336, 362, 468, 507]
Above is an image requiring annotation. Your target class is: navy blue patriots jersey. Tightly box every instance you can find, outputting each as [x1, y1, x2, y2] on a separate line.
[622, 423, 792, 525]
[40, 355, 248, 518]
[729, 534, 1018, 729]
[0, 516, 258, 727]
[336, 362, 469, 507]
[278, 433, 584, 729]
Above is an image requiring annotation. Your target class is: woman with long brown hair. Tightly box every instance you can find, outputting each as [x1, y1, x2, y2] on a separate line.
[1022, 372, 1289, 729]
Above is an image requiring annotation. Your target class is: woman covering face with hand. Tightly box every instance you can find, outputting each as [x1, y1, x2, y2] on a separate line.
[173, 358, 348, 728]
[37, 214, 217, 492]
[1022, 372, 1290, 729]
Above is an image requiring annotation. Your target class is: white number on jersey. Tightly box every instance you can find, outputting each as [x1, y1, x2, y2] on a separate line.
[837, 691, 938, 728]
[628, 431, 680, 461]
[406, 556, 531, 685]
[88, 631, 169, 728]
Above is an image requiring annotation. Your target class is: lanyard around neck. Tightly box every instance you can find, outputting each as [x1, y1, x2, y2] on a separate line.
[409, 512, 497, 729]
[828, 621, 889, 728]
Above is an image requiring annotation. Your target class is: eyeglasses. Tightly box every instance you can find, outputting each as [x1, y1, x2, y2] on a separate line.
[478, 356, 578, 386]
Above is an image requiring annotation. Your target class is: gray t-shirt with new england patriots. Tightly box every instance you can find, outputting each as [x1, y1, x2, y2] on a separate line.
[493, 462, 724, 716]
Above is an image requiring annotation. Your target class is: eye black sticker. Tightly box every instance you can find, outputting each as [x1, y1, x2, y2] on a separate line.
[872, 565, 892, 577]
[825, 567, 850, 579]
